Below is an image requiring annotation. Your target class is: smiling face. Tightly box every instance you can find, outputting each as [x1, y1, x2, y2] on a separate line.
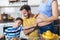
[15, 20, 22, 27]
[20, 5, 31, 18]
[21, 9, 29, 18]
[14, 17, 23, 27]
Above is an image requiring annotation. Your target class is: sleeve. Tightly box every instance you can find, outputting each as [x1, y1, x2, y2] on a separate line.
[4, 32, 6, 35]
[3, 27, 8, 35]
[20, 26, 23, 31]
[19, 26, 23, 32]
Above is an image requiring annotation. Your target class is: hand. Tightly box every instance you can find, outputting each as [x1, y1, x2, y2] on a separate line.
[23, 28, 34, 35]
[23, 24, 37, 30]
[35, 18, 43, 24]
[13, 21, 19, 28]
[0, 35, 4, 39]
[33, 23, 37, 28]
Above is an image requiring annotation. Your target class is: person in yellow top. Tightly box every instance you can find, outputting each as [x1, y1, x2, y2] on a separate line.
[20, 5, 39, 40]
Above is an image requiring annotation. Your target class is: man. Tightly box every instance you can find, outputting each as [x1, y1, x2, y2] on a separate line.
[20, 5, 39, 40]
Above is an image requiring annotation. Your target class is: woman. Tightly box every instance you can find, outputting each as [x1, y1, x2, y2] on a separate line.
[36, 0, 58, 36]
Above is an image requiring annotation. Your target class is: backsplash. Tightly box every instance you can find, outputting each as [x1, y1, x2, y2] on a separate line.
[0, 6, 39, 18]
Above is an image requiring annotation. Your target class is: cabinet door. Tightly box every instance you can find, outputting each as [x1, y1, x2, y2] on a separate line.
[9, 0, 17, 2]
[0, 0, 9, 6]
[28, 0, 40, 5]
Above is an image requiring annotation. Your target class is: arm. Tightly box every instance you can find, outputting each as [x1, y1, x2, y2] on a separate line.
[23, 28, 35, 35]
[23, 14, 38, 30]
[36, 0, 58, 23]
[42, 0, 58, 22]
[22, 14, 38, 34]
[23, 24, 37, 35]
[34, 14, 39, 18]
[23, 25, 37, 30]
[0, 35, 5, 39]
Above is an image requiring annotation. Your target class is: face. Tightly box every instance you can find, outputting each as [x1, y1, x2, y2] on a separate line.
[21, 9, 29, 18]
[15, 20, 22, 26]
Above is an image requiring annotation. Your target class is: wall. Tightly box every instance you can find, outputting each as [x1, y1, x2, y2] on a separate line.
[0, 6, 39, 18]
[0, 0, 9, 6]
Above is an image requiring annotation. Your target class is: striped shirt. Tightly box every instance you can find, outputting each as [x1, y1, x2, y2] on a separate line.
[4, 26, 22, 39]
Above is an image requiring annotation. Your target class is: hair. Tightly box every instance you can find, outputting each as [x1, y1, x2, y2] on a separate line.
[16, 17, 23, 22]
[20, 5, 31, 12]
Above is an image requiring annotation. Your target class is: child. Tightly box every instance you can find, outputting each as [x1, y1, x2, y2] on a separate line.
[3, 17, 23, 40]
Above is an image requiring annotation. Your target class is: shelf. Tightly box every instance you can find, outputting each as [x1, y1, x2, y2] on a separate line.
[0, 5, 39, 7]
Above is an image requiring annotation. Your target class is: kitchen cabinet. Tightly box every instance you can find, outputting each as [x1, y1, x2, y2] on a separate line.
[9, 0, 17, 2]
[28, 0, 60, 6]
[0, 0, 9, 6]
[21, 0, 27, 2]
[28, 0, 40, 6]
[0, 0, 60, 6]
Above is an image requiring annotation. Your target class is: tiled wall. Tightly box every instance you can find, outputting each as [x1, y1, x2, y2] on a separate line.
[0, 6, 39, 18]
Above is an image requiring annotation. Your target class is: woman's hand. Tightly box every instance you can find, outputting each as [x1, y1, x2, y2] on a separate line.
[35, 14, 52, 26]
[35, 18, 42, 24]
[35, 13, 50, 23]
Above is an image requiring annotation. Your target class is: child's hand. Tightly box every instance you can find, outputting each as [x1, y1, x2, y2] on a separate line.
[14, 21, 19, 28]
[0, 35, 4, 39]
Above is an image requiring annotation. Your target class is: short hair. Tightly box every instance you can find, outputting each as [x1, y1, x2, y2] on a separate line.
[20, 5, 31, 12]
[16, 17, 23, 22]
